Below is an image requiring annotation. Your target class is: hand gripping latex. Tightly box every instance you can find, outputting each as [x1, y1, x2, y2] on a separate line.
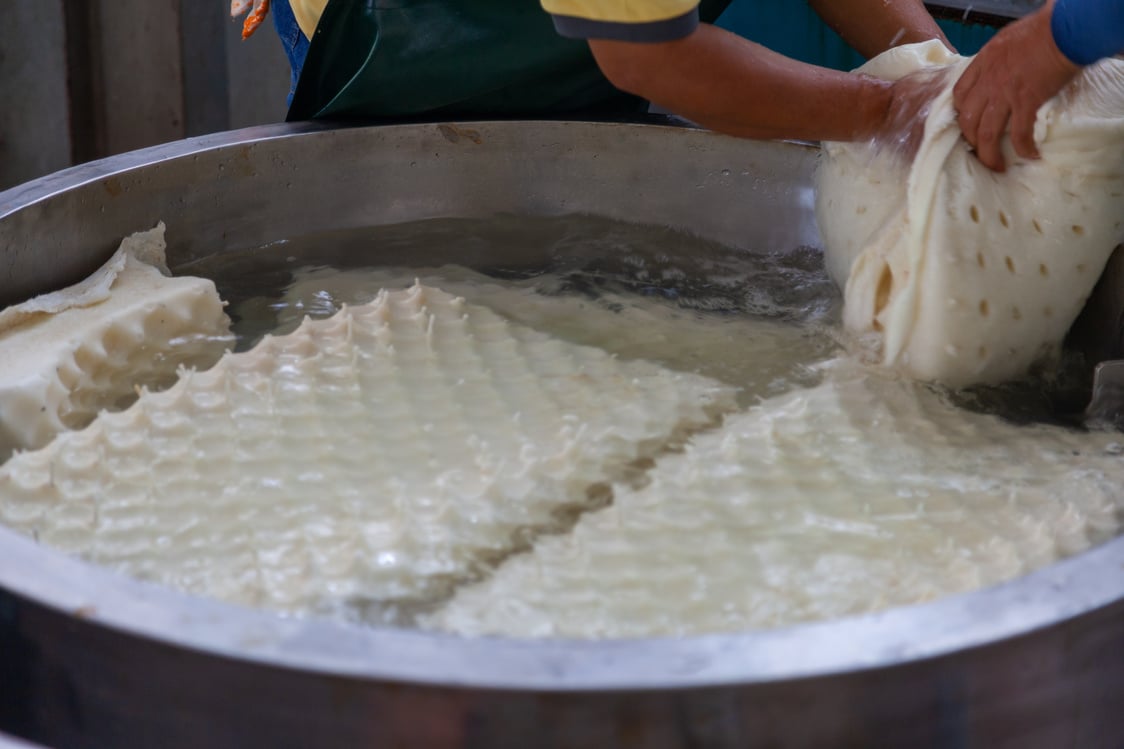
[817, 41, 1124, 387]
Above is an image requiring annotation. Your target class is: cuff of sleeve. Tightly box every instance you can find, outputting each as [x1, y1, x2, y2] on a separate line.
[1050, 0, 1120, 66]
[551, 8, 699, 43]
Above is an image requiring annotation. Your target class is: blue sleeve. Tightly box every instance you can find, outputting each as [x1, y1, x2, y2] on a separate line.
[1051, 0, 1124, 66]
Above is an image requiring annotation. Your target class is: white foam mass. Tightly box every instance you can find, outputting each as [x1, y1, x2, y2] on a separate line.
[0, 284, 735, 617]
[0, 223, 232, 458]
[817, 41, 1124, 386]
[427, 359, 1124, 638]
[253, 263, 839, 404]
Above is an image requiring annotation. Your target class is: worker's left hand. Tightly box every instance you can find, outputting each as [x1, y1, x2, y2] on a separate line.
[952, 6, 1079, 172]
[231, 0, 271, 40]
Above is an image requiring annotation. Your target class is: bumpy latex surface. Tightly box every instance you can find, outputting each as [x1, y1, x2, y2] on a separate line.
[817, 41, 1124, 386]
[0, 284, 735, 617]
[255, 263, 839, 405]
[0, 224, 231, 457]
[428, 360, 1124, 638]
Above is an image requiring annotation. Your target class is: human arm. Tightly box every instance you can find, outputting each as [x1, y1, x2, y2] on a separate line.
[953, 0, 1124, 172]
[551, 0, 945, 144]
[588, 24, 904, 142]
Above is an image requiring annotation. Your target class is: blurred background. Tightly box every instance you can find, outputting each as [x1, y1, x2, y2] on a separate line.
[0, 0, 1035, 191]
[1, 1, 288, 191]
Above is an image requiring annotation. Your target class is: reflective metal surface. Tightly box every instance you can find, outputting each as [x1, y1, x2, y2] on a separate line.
[1, 120, 1123, 748]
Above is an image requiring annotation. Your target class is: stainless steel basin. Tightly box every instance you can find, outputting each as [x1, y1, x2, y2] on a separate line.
[1, 120, 1122, 749]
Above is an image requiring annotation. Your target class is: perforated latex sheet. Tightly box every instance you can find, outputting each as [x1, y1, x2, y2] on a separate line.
[817, 41, 1124, 386]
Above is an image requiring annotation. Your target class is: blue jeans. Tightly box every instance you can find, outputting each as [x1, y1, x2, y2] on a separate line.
[271, 0, 310, 105]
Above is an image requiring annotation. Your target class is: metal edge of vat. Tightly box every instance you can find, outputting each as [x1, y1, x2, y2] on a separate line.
[1, 502, 1123, 689]
[1, 120, 1123, 745]
[0, 115, 821, 309]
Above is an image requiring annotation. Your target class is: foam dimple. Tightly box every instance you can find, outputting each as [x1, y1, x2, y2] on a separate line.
[0, 284, 736, 617]
[0, 225, 232, 457]
[817, 42, 1124, 386]
[427, 361, 1124, 638]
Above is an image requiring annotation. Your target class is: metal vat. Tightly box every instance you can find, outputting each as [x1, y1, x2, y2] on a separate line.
[1, 120, 1122, 748]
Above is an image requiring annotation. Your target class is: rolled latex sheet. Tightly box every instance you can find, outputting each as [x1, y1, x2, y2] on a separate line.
[0, 284, 735, 620]
[816, 41, 1124, 387]
[427, 359, 1124, 638]
[0, 223, 232, 458]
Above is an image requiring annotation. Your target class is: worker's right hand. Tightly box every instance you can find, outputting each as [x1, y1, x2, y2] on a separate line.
[952, 5, 1080, 172]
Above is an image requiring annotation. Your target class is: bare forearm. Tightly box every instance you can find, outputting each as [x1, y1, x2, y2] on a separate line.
[590, 25, 893, 142]
[807, 0, 950, 56]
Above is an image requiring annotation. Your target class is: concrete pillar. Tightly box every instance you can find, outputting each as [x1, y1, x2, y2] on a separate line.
[0, 0, 289, 191]
[94, 0, 187, 156]
[0, 1, 72, 190]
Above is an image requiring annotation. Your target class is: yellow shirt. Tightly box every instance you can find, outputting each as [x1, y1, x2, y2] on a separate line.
[545, 1, 700, 41]
[290, 0, 329, 39]
[290, 0, 700, 43]
[543, 0, 697, 25]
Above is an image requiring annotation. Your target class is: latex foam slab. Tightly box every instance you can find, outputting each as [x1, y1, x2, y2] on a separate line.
[0, 223, 231, 457]
[250, 263, 839, 405]
[0, 284, 735, 618]
[427, 360, 1124, 638]
[817, 41, 1124, 386]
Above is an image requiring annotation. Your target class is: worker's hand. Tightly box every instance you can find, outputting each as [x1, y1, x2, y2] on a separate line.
[952, 6, 1080, 172]
[874, 67, 950, 163]
[231, 0, 271, 40]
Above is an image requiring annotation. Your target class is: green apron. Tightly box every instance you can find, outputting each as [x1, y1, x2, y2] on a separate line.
[287, 0, 732, 121]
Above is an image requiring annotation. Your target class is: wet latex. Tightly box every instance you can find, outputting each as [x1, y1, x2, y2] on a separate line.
[429, 358, 1124, 638]
[0, 284, 734, 618]
[817, 41, 1124, 386]
[0, 224, 231, 458]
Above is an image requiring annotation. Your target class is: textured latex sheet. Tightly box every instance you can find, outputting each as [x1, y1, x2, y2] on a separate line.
[0, 284, 734, 616]
[0, 224, 231, 458]
[249, 263, 839, 405]
[429, 359, 1124, 637]
[817, 41, 1124, 386]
